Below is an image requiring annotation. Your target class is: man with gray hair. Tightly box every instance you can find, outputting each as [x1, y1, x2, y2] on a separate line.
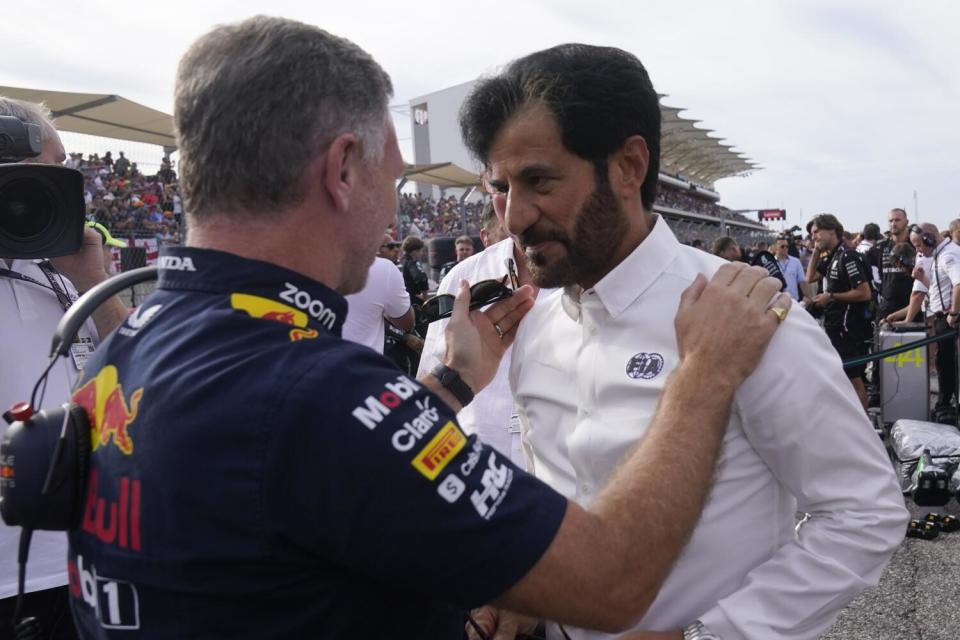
[63, 16, 787, 639]
[0, 97, 127, 639]
[909, 222, 960, 413]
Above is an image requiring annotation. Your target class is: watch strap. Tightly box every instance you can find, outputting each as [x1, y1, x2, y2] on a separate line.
[430, 363, 474, 406]
[683, 621, 720, 640]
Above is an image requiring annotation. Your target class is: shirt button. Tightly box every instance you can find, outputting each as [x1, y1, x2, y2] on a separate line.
[580, 482, 592, 494]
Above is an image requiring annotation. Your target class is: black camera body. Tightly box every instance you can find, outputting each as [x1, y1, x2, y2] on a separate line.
[0, 115, 86, 259]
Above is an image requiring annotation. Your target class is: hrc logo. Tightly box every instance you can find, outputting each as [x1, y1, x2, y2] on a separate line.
[411, 422, 466, 481]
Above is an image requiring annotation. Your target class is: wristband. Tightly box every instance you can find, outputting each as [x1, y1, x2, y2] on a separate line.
[430, 363, 474, 406]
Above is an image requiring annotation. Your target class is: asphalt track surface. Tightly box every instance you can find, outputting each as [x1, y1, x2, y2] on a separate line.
[821, 501, 960, 640]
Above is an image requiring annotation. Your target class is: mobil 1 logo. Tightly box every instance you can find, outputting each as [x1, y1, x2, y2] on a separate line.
[70, 554, 140, 630]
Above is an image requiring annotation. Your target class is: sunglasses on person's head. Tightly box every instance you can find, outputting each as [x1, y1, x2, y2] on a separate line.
[381, 242, 399, 249]
[421, 275, 513, 323]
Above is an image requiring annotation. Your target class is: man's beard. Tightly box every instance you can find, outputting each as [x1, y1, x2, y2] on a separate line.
[519, 174, 628, 289]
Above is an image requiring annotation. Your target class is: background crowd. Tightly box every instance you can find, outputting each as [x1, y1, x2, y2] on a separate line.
[75, 151, 184, 245]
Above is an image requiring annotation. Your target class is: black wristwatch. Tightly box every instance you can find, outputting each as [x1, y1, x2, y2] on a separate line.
[430, 363, 474, 406]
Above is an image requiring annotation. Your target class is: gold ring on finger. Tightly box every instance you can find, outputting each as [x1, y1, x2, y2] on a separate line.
[768, 306, 788, 324]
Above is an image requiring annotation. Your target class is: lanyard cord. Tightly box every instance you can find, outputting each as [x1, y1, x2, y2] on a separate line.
[0, 261, 73, 312]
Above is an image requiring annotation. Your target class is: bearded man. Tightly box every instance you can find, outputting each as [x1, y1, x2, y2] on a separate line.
[462, 44, 907, 640]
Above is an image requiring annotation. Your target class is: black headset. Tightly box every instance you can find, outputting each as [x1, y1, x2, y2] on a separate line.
[0, 266, 157, 638]
[910, 225, 938, 248]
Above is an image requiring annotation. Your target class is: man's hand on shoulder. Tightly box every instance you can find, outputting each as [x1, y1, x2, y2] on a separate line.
[675, 263, 790, 393]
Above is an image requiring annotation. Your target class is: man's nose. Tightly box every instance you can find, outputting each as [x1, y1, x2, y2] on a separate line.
[502, 192, 537, 238]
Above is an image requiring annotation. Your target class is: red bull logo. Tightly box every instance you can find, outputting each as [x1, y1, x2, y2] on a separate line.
[289, 328, 319, 341]
[71, 365, 143, 455]
[262, 310, 297, 325]
[81, 469, 142, 552]
[230, 293, 318, 341]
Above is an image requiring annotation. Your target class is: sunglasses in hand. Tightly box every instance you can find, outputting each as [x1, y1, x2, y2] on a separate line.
[421, 276, 513, 323]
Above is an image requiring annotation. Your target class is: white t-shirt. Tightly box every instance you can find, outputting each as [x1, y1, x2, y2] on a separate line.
[342, 258, 410, 353]
[0, 259, 99, 598]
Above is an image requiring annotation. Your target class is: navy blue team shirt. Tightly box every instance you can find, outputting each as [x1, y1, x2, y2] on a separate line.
[67, 246, 567, 638]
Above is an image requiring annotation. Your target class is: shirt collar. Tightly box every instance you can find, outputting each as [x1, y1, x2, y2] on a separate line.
[935, 238, 952, 257]
[156, 246, 348, 336]
[561, 215, 678, 321]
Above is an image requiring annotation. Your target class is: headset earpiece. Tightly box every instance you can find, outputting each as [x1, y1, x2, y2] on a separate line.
[0, 402, 91, 531]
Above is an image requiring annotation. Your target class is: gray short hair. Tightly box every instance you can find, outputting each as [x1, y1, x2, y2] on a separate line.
[0, 96, 55, 140]
[174, 16, 394, 220]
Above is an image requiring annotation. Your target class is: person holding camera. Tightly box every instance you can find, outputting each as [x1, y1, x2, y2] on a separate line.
[0, 97, 128, 639]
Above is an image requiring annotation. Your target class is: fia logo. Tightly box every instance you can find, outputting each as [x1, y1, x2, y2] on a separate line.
[626, 352, 664, 380]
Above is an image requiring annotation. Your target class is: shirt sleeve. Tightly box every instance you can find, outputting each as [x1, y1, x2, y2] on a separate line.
[383, 263, 412, 320]
[267, 346, 567, 608]
[842, 252, 869, 289]
[697, 310, 909, 640]
[941, 251, 960, 288]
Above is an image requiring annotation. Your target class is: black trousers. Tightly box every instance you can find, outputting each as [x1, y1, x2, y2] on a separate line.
[934, 315, 958, 407]
[0, 586, 78, 640]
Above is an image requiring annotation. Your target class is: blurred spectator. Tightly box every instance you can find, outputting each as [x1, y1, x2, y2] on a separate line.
[479, 201, 507, 248]
[377, 233, 401, 263]
[712, 236, 741, 261]
[400, 236, 428, 302]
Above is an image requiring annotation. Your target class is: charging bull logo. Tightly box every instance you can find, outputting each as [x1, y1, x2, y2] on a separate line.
[230, 293, 319, 341]
[71, 365, 144, 455]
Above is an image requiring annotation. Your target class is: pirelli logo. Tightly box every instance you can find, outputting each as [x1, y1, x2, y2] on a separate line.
[412, 422, 466, 480]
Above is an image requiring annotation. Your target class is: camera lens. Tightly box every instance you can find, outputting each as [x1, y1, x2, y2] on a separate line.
[0, 177, 56, 239]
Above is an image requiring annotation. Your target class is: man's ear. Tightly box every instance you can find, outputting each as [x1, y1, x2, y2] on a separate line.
[609, 135, 650, 202]
[321, 133, 362, 213]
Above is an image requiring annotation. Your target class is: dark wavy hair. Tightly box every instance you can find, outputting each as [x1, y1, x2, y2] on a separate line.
[459, 43, 661, 209]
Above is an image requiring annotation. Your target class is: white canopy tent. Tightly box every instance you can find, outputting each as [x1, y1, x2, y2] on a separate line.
[0, 86, 176, 150]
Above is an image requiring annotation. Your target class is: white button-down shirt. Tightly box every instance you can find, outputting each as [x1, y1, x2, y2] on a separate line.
[510, 217, 908, 640]
[911, 239, 960, 314]
[418, 238, 553, 466]
[1, 259, 99, 598]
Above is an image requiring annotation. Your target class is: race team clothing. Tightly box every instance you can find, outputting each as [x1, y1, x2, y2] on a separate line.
[910, 239, 960, 315]
[418, 238, 553, 467]
[67, 246, 566, 639]
[822, 243, 873, 378]
[875, 237, 915, 320]
[342, 256, 411, 353]
[400, 254, 429, 300]
[910, 239, 960, 407]
[823, 244, 872, 333]
[0, 259, 98, 600]
[855, 240, 881, 287]
[510, 217, 908, 640]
